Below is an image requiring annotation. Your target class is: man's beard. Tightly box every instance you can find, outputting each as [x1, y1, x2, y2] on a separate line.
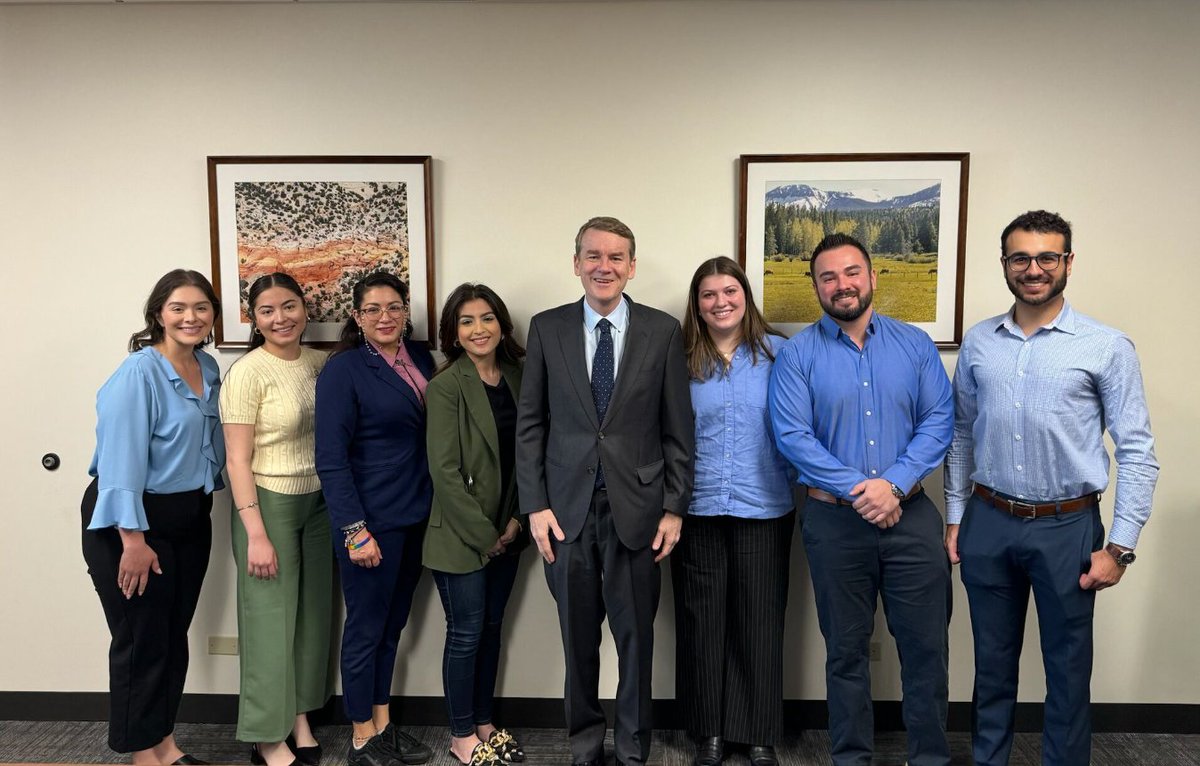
[821, 287, 873, 322]
[1006, 270, 1067, 307]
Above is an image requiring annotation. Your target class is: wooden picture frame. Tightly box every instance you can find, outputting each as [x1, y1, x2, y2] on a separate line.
[207, 155, 435, 348]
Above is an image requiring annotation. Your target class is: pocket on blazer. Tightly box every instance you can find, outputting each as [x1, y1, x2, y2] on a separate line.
[635, 459, 664, 485]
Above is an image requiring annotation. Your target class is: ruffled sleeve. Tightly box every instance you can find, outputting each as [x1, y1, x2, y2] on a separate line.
[89, 356, 157, 531]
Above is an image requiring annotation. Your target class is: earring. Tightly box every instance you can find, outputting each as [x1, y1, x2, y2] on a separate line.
[252, 327, 262, 336]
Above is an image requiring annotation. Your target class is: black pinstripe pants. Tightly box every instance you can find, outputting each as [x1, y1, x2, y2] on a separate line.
[671, 512, 795, 745]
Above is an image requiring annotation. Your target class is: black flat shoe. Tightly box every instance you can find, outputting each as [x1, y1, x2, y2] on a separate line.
[250, 744, 301, 766]
[693, 736, 724, 766]
[451, 741, 502, 766]
[173, 757, 209, 766]
[286, 734, 323, 766]
[486, 729, 524, 763]
[748, 745, 778, 766]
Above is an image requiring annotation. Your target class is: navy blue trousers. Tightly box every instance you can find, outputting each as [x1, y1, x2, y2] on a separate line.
[802, 491, 951, 766]
[959, 493, 1103, 766]
[432, 552, 521, 737]
[335, 524, 425, 723]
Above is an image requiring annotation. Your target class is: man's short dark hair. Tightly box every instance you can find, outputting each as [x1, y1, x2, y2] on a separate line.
[1000, 210, 1072, 255]
[810, 233, 871, 280]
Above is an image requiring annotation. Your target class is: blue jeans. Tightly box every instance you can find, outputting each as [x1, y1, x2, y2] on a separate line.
[433, 553, 521, 737]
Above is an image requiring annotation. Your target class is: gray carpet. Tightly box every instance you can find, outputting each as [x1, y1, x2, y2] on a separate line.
[1, 721, 1197, 765]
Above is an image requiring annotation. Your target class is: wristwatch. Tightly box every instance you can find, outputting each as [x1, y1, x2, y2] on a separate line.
[889, 483, 905, 500]
[1105, 543, 1136, 567]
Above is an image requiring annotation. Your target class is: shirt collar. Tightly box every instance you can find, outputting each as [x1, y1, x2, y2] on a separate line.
[817, 311, 877, 342]
[997, 298, 1077, 337]
[583, 294, 630, 334]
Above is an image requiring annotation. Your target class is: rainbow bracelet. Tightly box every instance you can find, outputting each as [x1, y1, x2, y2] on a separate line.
[347, 534, 373, 551]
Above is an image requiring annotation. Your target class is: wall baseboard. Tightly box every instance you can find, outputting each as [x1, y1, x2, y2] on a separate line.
[0, 693, 1195, 735]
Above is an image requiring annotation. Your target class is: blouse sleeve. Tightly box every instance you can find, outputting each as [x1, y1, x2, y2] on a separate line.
[89, 357, 157, 531]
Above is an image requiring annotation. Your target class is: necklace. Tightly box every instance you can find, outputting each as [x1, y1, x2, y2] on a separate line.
[365, 341, 425, 406]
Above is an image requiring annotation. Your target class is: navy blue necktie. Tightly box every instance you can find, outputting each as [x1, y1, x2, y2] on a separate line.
[591, 318, 614, 488]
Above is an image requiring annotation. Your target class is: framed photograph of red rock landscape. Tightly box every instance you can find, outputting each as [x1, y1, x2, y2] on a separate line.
[207, 155, 435, 348]
[737, 153, 968, 348]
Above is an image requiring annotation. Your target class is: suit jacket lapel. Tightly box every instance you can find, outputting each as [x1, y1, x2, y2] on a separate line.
[560, 300, 599, 429]
[362, 344, 421, 409]
[457, 355, 499, 458]
[603, 298, 650, 427]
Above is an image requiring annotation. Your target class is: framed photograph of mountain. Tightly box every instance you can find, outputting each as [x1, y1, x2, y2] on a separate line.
[737, 153, 969, 348]
[207, 155, 435, 348]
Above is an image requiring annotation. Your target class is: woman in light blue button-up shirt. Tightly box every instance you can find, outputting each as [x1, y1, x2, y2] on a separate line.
[672, 257, 794, 766]
[82, 269, 226, 766]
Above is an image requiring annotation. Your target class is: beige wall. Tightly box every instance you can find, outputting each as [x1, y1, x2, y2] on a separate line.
[1, 0, 1196, 706]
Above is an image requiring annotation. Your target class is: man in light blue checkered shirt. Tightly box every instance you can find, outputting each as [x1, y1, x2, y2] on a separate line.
[944, 210, 1158, 766]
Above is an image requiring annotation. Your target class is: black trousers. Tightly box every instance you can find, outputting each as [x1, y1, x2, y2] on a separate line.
[544, 489, 661, 766]
[81, 478, 213, 753]
[671, 512, 794, 745]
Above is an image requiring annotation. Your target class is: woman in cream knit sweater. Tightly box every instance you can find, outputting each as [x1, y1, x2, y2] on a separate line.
[220, 273, 332, 766]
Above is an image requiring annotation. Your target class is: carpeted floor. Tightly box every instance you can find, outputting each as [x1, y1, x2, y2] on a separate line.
[1, 722, 1198, 765]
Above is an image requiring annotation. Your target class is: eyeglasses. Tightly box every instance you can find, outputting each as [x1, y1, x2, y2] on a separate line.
[1003, 251, 1071, 272]
[357, 303, 407, 321]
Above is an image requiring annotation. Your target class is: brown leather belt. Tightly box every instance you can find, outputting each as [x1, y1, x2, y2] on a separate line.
[807, 484, 922, 506]
[973, 484, 1100, 519]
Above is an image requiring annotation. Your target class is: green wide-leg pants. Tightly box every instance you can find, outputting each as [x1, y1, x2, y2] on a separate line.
[231, 487, 334, 743]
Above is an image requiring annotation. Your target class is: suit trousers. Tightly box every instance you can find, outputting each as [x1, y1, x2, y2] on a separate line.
[335, 523, 425, 723]
[544, 489, 661, 765]
[231, 487, 334, 742]
[671, 512, 794, 745]
[802, 491, 951, 766]
[958, 493, 1102, 766]
[81, 478, 212, 754]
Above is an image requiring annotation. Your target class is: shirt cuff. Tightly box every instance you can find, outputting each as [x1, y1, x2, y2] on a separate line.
[87, 487, 149, 532]
[1107, 517, 1142, 550]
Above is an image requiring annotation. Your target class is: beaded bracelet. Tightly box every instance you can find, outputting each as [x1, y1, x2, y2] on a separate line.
[347, 534, 373, 551]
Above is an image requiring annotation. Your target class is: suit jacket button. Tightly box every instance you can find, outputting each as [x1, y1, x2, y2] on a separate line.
[598, 432, 605, 439]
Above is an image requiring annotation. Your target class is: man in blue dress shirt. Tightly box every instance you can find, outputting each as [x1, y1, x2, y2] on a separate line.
[944, 210, 1158, 766]
[769, 233, 954, 766]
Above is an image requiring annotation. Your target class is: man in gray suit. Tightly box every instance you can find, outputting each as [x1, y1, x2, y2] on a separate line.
[516, 216, 694, 766]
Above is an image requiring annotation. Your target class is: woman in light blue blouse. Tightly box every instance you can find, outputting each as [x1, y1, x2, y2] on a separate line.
[672, 257, 794, 766]
[82, 269, 226, 766]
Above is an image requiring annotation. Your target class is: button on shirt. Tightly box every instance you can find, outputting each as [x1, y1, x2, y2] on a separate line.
[88, 347, 227, 531]
[769, 312, 953, 498]
[583, 296, 629, 380]
[690, 337, 793, 520]
[944, 300, 1158, 548]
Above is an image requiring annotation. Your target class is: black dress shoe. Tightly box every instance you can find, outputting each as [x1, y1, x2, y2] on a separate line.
[173, 757, 209, 766]
[693, 736, 724, 766]
[286, 734, 323, 766]
[748, 745, 778, 766]
[570, 758, 602, 766]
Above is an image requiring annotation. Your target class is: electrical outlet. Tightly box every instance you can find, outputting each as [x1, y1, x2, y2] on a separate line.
[869, 641, 881, 661]
[208, 636, 239, 655]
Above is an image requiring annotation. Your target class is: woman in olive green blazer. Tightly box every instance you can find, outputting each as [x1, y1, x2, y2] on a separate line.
[424, 284, 528, 766]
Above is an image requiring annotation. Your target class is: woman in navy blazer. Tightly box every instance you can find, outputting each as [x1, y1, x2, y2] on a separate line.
[315, 272, 435, 766]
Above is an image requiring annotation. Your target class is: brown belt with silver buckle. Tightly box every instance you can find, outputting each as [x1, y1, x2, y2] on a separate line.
[973, 484, 1100, 519]
[807, 484, 922, 506]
